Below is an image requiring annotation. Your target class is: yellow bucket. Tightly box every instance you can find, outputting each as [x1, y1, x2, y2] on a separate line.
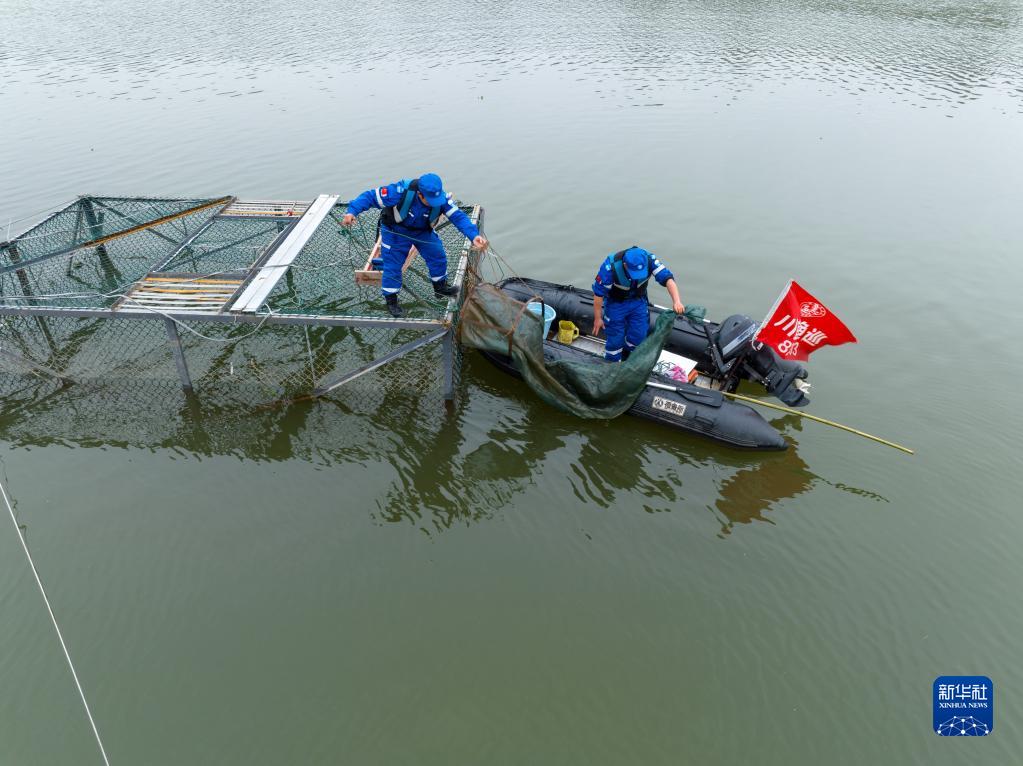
[557, 320, 580, 344]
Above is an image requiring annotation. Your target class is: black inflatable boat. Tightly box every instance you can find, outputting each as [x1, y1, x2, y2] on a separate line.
[479, 278, 814, 451]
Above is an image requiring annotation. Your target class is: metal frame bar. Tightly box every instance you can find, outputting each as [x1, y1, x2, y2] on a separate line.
[90, 197, 195, 247]
[443, 205, 482, 325]
[163, 318, 193, 393]
[0, 305, 445, 331]
[0, 199, 80, 249]
[1, 198, 488, 405]
[70, 204, 84, 248]
[213, 215, 303, 222]
[144, 206, 238, 275]
[6, 243, 37, 299]
[0, 197, 233, 274]
[0, 347, 74, 385]
[439, 204, 482, 401]
[5, 242, 59, 355]
[310, 327, 447, 397]
[80, 198, 121, 283]
[232, 194, 339, 312]
[442, 330, 455, 400]
[187, 225, 286, 264]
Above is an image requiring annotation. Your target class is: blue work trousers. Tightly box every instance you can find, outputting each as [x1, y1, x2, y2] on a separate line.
[603, 297, 649, 361]
[380, 227, 448, 297]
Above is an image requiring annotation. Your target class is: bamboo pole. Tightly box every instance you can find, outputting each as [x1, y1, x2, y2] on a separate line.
[724, 389, 914, 454]
[647, 381, 914, 454]
[0, 196, 233, 275]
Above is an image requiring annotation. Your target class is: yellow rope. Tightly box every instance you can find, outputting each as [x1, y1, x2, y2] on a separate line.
[721, 390, 914, 454]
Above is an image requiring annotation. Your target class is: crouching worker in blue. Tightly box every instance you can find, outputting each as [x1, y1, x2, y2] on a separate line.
[592, 246, 684, 362]
[342, 173, 488, 317]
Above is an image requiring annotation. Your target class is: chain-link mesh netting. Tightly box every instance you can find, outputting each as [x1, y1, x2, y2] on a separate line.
[1, 198, 478, 319]
[448, 236, 484, 394]
[0, 342, 458, 478]
[0, 197, 483, 417]
[0, 197, 226, 309]
[157, 216, 285, 275]
[262, 205, 476, 321]
[0, 199, 515, 530]
[0, 314, 451, 407]
[1, 197, 223, 263]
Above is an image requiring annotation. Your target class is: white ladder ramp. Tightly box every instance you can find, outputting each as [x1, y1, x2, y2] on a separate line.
[231, 193, 339, 312]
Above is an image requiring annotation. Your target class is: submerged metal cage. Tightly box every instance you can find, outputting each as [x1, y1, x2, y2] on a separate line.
[0, 195, 483, 408]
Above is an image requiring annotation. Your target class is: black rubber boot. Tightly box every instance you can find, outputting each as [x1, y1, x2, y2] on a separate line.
[385, 294, 404, 317]
[433, 280, 458, 298]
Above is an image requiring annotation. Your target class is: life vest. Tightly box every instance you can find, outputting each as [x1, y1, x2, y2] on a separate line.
[608, 247, 651, 301]
[379, 178, 445, 230]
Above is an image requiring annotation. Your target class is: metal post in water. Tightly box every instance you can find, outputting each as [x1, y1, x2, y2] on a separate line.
[6, 242, 58, 357]
[80, 197, 120, 284]
[442, 328, 455, 401]
[163, 318, 193, 394]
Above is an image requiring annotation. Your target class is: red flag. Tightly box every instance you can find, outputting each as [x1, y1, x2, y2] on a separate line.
[755, 280, 857, 362]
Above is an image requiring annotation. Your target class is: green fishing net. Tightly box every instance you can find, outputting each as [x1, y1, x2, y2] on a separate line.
[684, 304, 707, 323]
[458, 283, 674, 419]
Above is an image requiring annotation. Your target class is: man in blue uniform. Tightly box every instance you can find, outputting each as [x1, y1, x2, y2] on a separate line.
[342, 173, 488, 317]
[592, 246, 684, 361]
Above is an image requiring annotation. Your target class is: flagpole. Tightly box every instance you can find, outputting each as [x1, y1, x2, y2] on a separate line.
[754, 279, 792, 342]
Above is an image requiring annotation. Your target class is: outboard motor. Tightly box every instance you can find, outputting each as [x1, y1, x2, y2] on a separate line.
[715, 314, 759, 362]
[745, 344, 810, 407]
[713, 314, 810, 408]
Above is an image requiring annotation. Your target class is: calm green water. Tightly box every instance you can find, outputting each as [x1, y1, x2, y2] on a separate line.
[2, 1, 1023, 763]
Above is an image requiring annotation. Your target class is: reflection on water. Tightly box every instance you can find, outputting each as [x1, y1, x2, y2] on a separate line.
[3, 350, 892, 540]
[713, 447, 816, 533]
[712, 412, 889, 535]
[372, 388, 572, 530]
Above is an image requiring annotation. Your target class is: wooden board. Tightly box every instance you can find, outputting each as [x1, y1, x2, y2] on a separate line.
[219, 199, 311, 218]
[354, 236, 419, 285]
[116, 275, 244, 314]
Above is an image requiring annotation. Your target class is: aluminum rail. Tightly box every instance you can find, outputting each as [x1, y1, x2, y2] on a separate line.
[230, 194, 338, 312]
[0, 305, 446, 331]
[311, 327, 448, 396]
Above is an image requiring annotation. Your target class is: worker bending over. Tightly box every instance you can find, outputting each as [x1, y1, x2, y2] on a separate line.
[592, 246, 684, 361]
[343, 173, 488, 317]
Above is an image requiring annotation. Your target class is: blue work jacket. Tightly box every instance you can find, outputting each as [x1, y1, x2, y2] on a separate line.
[592, 251, 674, 301]
[347, 180, 480, 240]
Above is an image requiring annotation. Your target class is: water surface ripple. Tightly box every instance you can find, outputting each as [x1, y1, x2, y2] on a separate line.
[1, 0, 1022, 764]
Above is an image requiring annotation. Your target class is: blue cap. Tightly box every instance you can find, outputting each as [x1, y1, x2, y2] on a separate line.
[418, 173, 446, 206]
[623, 247, 650, 280]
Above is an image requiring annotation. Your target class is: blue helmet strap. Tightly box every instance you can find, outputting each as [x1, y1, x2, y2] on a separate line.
[611, 251, 631, 289]
[396, 178, 417, 222]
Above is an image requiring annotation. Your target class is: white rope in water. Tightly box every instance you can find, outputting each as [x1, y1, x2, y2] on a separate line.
[0, 476, 112, 766]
